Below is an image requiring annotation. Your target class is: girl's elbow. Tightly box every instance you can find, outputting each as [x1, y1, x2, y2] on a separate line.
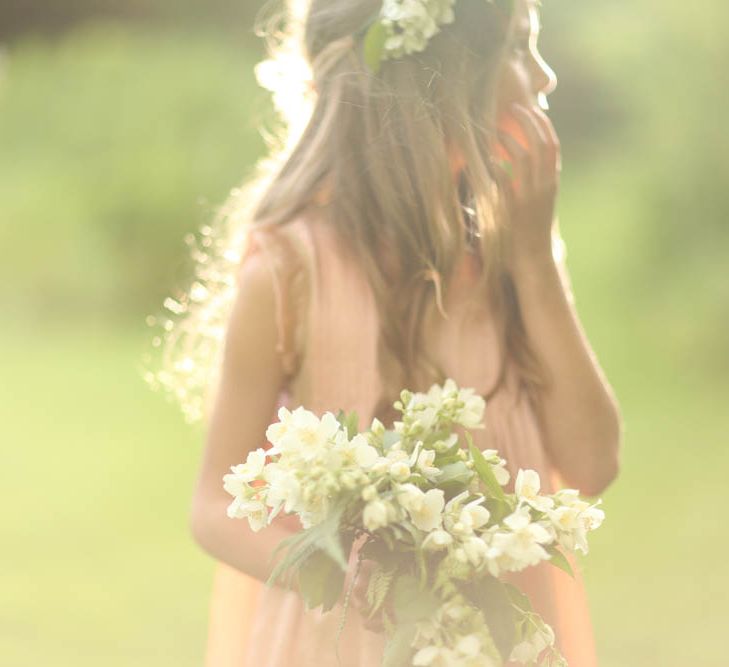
[581, 431, 622, 497]
[558, 421, 622, 497]
[189, 494, 215, 555]
[581, 455, 620, 497]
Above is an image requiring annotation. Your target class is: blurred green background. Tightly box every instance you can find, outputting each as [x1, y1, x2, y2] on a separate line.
[1, 0, 726, 665]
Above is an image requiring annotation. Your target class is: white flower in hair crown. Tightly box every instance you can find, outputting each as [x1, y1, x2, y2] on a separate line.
[364, 0, 497, 71]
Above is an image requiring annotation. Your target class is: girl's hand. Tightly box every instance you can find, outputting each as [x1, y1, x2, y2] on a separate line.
[494, 102, 562, 273]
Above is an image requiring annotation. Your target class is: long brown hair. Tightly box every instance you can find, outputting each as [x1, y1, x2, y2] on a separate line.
[148, 0, 549, 423]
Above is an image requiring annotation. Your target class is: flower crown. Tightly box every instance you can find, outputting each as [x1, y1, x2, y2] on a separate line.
[363, 0, 500, 72]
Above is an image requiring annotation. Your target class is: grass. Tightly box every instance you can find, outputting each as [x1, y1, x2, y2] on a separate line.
[0, 323, 212, 666]
[2, 16, 727, 667]
[3, 306, 727, 665]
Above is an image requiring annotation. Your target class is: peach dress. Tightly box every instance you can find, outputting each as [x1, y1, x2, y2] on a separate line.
[203, 215, 598, 667]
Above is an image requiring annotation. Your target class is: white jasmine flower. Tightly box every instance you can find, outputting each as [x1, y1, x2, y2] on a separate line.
[415, 447, 442, 480]
[222, 471, 248, 498]
[363, 499, 391, 531]
[444, 490, 470, 513]
[460, 499, 491, 531]
[582, 503, 605, 532]
[456, 634, 481, 657]
[264, 406, 295, 451]
[461, 535, 489, 567]
[455, 390, 486, 429]
[243, 448, 268, 478]
[369, 417, 385, 436]
[339, 471, 357, 489]
[269, 408, 341, 458]
[338, 433, 379, 469]
[263, 464, 301, 514]
[254, 54, 313, 129]
[433, 433, 459, 453]
[554, 488, 582, 507]
[509, 622, 555, 664]
[397, 485, 445, 532]
[386, 444, 409, 461]
[483, 535, 513, 578]
[442, 599, 469, 621]
[226, 497, 268, 532]
[515, 469, 554, 512]
[547, 504, 581, 534]
[389, 460, 412, 482]
[223, 449, 268, 495]
[361, 484, 378, 502]
[501, 507, 553, 568]
[422, 528, 453, 551]
[412, 645, 442, 666]
[370, 455, 392, 475]
[481, 449, 511, 485]
[396, 483, 425, 512]
[548, 500, 604, 554]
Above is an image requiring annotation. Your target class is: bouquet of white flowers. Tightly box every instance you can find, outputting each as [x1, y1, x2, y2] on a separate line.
[223, 380, 604, 666]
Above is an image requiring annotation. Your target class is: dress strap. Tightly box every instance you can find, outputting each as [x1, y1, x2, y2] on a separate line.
[239, 224, 306, 379]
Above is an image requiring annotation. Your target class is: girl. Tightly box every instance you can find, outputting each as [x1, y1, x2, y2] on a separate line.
[162, 0, 622, 664]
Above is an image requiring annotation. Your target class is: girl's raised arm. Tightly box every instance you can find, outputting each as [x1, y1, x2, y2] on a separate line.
[189, 247, 297, 587]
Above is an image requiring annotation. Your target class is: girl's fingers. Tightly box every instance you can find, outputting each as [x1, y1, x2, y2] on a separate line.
[497, 130, 533, 194]
[490, 151, 518, 212]
[511, 103, 548, 188]
[531, 106, 562, 176]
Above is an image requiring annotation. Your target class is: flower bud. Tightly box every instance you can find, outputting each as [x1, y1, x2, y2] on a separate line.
[339, 472, 356, 490]
[363, 500, 390, 531]
[369, 418, 385, 436]
[389, 461, 411, 482]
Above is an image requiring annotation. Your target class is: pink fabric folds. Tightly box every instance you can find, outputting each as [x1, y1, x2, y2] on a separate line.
[204, 216, 598, 667]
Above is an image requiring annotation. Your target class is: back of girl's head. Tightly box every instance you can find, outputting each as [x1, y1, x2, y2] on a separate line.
[150, 0, 549, 424]
[255, 0, 519, 401]
[256, 0, 516, 256]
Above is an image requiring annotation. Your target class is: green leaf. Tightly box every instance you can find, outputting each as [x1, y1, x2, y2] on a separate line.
[363, 21, 387, 73]
[336, 409, 360, 439]
[483, 496, 512, 524]
[504, 582, 533, 612]
[437, 460, 474, 493]
[380, 528, 395, 551]
[441, 437, 463, 458]
[466, 433, 507, 502]
[433, 453, 462, 467]
[397, 519, 422, 546]
[266, 504, 350, 588]
[415, 547, 428, 589]
[382, 622, 417, 667]
[360, 538, 402, 570]
[546, 545, 575, 578]
[457, 576, 515, 661]
[382, 430, 401, 449]
[495, 0, 516, 18]
[267, 534, 317, 589]
[298, 549, 346, 612]
[365, 565, 396, 618]
[407, 473, 429, 488]
[392, 573, 440, 624]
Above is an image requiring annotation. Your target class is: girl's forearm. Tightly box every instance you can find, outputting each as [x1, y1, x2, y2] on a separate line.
[509, 253, 622, 496]
[191, 497, 301, 589]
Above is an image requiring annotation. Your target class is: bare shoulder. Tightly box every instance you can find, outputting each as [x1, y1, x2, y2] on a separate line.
[230, 214, 321, 381]
[225, 245, 286, 380]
